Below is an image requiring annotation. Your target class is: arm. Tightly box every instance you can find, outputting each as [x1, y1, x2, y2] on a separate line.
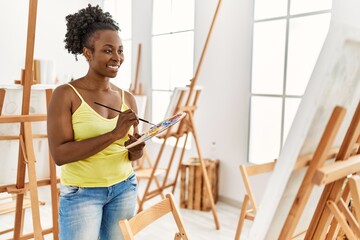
[47, 85, 138, 166]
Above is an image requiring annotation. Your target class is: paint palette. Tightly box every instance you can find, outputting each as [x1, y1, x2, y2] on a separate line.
[125, 112, 187, 149]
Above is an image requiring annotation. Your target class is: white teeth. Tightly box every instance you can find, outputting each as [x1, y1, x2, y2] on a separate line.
[107, 65, 119, 69]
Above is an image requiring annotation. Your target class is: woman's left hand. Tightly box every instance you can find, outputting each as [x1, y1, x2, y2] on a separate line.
[125, 133, 145, 161]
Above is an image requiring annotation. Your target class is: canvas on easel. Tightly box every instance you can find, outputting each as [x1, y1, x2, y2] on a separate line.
[0, 85, 59, 181]
[248, 0, 360, 239]
[156, 86, 203, 138]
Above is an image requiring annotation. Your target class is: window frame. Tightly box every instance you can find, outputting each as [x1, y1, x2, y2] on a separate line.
[247, 5, 332, 164]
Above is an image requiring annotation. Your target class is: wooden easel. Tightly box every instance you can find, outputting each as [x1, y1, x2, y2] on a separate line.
[234, 144, 341, 239]
[269, 102, 360, 239]
[136, 86, 201, 211]
[239, 103, 360, 239]
[304, 101, 360, 239]
[128, 42, 166, 202]
[136, 0, 222, 230]
[129, 43, 143, 96]
[0, 0, 59, 239]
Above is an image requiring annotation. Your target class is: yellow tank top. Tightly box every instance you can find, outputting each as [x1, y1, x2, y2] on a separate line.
[60, 83, 133, 187]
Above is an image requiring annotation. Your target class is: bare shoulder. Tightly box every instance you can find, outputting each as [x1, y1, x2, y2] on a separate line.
[50, 83, 76, 106]
[53, 83, 73, 96]
[124, 90, 136, 105]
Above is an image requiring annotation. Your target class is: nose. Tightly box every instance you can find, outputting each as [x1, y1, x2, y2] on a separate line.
[113, 52, 124, 64]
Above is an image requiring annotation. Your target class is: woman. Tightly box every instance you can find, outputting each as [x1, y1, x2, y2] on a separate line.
[47, 5, 145, 240]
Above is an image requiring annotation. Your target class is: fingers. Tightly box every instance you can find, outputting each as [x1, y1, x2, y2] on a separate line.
[125, 133, 145, 150]
[122, 109, 139, 127]
[127, 133, 137, 141]
[134, 132, 142, 138]
[112, 109, 140, 139]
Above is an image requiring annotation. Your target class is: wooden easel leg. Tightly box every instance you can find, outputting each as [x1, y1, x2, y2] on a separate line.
[162, 137, 180, 189]
[13, 196, 25, 239]
[338, 198, 360, 237]
[325, 186, 352, 239]
[49, 154, 59, 239]
[188, 111, 220, 229]
[24, 122, 44, 240]
[325, 217, 341, 240]
[327, 200, 358, 240]
[46, 88, 59, 239]
[143, 149, 165, 198]
[0, 88, 5, 113]
[309, 180, 347, 240]
[137, 137, 169, 212]
[136, 149, 165, 199]
[13, 134, 28, 238]
[349, 175, 360, 224]
[171, 133, 189, 194]
[325, 176, 360, 239]
[14, 123, 44, 239]
[135, 148, 162, 208]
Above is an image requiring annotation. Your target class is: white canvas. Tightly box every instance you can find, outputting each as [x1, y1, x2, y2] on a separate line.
[248, 0, 360, 239]
[0, 84, 57, 184]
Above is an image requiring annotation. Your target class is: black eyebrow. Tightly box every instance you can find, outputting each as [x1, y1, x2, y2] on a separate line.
[102, 44, 123, 49]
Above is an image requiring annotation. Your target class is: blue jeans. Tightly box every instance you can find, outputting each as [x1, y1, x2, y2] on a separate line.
[59, 173, 137, 240]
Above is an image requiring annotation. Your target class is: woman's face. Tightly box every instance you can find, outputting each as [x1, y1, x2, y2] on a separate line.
[86, 30, 124, 79]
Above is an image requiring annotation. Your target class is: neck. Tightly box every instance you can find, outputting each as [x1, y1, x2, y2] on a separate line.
[81, 75, 111, 91]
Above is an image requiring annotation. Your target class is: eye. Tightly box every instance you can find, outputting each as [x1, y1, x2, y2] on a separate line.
[118, 49, 124, 55]
[104, 49, 112, 54]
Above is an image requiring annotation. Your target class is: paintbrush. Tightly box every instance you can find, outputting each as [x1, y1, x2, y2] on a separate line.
[94, 101, 156, 126]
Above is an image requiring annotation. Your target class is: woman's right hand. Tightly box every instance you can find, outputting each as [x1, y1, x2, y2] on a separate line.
[112, 109, 139, 139]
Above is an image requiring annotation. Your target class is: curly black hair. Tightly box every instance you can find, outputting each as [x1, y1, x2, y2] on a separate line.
[64, 4, 120, 60]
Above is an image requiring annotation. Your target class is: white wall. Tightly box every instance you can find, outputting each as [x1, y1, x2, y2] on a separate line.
[0, 0, 254, 204]
[0, 0, 103, 85]
[0, 1, 28, 84]
[194, 0, 253, 204]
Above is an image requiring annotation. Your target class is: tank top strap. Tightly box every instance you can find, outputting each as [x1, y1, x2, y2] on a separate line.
[66, 83, 84, 102]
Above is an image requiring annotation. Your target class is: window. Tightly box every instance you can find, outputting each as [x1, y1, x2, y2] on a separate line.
[248, 1, 331, 164]
[104, 0, 132, 90]
[151, 0, 195, 124]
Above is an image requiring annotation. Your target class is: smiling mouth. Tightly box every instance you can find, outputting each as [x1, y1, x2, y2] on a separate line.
[107, 65, 120, 70]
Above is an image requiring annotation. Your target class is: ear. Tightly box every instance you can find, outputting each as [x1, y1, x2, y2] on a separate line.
[83, 47, 92, 61]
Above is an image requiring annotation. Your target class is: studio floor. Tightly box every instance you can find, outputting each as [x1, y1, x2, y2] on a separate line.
[0, 185, 251, 240]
